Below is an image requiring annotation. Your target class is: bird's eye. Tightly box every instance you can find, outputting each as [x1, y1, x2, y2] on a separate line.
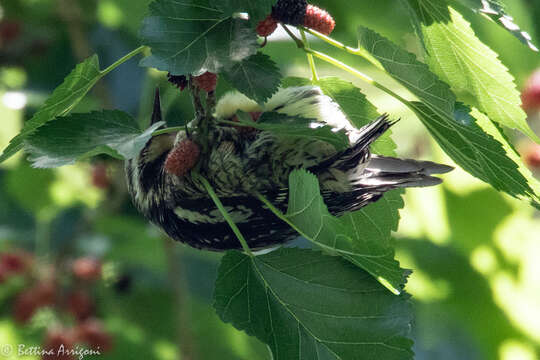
[143, 134, 175, 162]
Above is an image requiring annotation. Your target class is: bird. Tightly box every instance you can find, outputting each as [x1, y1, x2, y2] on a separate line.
[125, 86, 452, 251]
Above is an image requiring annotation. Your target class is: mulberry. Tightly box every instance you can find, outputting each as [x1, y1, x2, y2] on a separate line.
[164, 139, 201, 177]
[193, 72, 218, 92]
[271, 0, 308, 26]
[256, 15, 278, 37]
[303, 4, 335, 35]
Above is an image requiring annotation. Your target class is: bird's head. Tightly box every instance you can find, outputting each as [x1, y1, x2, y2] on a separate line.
[125, 89, 178, 213]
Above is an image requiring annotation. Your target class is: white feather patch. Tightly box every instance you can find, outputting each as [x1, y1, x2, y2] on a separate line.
[215, 86, 359, 142]
[214, 92, 261, 119]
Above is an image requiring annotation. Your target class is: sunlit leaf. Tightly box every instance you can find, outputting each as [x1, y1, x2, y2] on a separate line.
[0, 55, 103, 164]
[358, 26, 455, 118]
[405, 0, 539, 142]
[214, 248, 414, 360]
[357, 26, 540, 205]
[411, 101, 540, 205]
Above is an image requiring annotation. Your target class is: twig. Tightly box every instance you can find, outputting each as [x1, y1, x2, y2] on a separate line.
[300, 29, 319, 81]
[283, 25, 415, 113]
[189, 77, 206, 124]
[194, 173, 254, 256]
[206, 91, 216, 116]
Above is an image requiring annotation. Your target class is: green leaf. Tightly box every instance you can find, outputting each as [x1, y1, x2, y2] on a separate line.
[140, 0, 258, 75]
[406, 0, 539, 142]
[358, 26, 456, 118]
[214, 248, 414, 360]
[357, 26, 540, 204]
[316, 77, 397, 155]
[311, 78, 407, 275]
[452, 0, 538, 51]
[471, 106, 540, 208]
[280, 169, 407, 293]
[0, 55, 102, 164]
[222, 53, 282, 104]
[211, 0, 276, 25]
[237, 111, 349, 151]
[412, 101, 540, 204]
[25, 110, 164, 168]
[311, 79, 381, 128]
[278, 77, 406, 292]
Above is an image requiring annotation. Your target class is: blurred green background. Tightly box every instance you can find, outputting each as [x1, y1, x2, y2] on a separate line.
[1, 0, 539, 359]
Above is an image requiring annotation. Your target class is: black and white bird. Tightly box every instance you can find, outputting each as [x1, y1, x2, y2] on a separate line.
[125, 86, 452, 251]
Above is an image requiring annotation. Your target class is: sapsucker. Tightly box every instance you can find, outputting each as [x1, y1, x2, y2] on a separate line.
[125, 87, 452, 251]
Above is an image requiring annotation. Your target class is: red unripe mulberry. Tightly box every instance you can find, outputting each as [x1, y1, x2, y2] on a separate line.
[67, 290, 94, 321]
[13, 290, 39, 323]
[1, 250, 32, 275]
[256, 15, 278, 37]
[91, 163, 110, 189]
[524, 144, 540, 169]
[42, 328, 77, 360]
[303, 5, 335, 35]
[193, 72, 217, 92]
[0, 21, 22, 44]
[76, 319, 113, 352]
[522, 69, 540, 113]
[72, 257, 102, 281]
[164, 139, 201, 177]
[13, 281, 56, 323]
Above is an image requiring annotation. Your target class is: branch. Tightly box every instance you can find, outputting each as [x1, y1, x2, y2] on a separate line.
[194, 173, 254, 256]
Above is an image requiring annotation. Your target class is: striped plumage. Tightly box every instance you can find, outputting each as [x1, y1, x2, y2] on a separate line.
[125, 86, 452, 251]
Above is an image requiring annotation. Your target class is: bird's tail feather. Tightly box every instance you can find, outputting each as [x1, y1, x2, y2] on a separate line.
[310, 114, 394, 174]
[358, 155, 453, 189]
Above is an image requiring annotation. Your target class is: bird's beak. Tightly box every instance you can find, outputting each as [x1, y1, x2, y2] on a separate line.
[151, 88, 162, 125]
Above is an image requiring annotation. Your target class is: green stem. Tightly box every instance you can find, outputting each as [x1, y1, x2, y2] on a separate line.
[306, 47, 374, 84]
[217, 119, 254, 128]
[305, 48, 412, 106]
[257, 191, 350, 257]
[100, 45, 147, 76]
[300, 29, 319, 81]
[282, 24, 305, 48]
[152, 126, 185, 137]
[303, 27, 386, 69]
[302, 27, 359, 55]
[195, 173, 254, 256]
[300, 28, 414, 104]
[255, 192, 308, 239]
[283, 27, 415, 111]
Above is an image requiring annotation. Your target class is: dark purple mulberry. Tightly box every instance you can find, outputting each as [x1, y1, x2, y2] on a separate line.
[167, 73, 188, 91]
[271, 0, 308, 26]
